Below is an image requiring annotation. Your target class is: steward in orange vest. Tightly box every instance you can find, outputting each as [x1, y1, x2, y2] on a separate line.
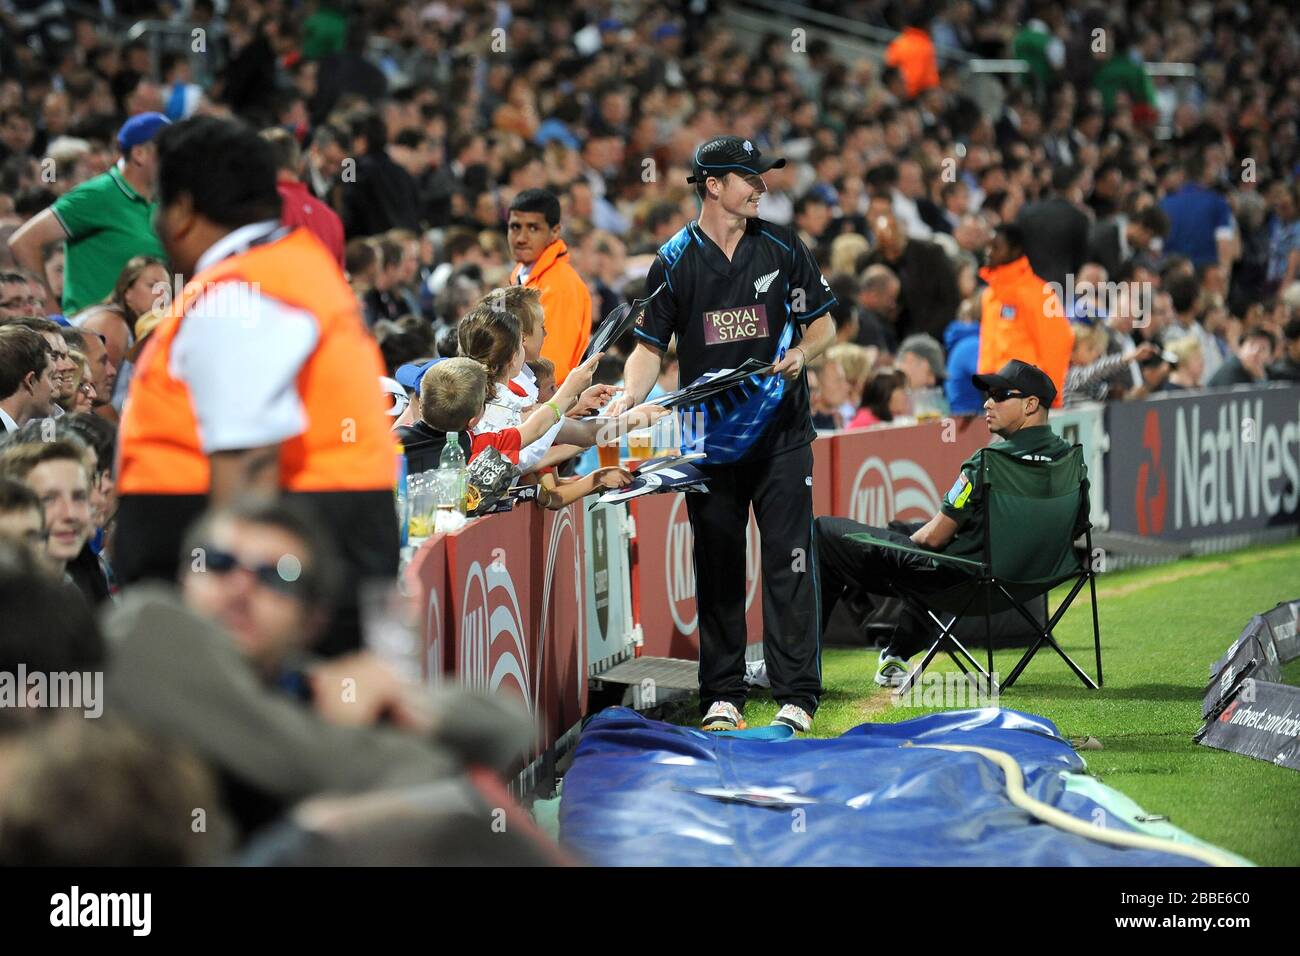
[884, 24, 941, 99]
[115, 117, 397, 654]
[976, 224, 1074, 408]
[507, 189, 592, 384]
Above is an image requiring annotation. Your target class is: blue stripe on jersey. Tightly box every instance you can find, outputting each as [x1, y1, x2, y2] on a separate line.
[658, 225, 693, 269]
[634, 326, 670, 349]
[800, 299, 836, 322]
[760, 229, 791, 252]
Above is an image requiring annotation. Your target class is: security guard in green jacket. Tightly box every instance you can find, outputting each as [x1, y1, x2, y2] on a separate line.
[815, 360, 1077, 686]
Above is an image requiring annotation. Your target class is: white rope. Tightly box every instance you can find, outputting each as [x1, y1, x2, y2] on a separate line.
[905, 743, 1245, 868]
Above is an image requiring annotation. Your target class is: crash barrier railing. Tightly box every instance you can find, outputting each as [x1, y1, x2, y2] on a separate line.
[403, 384, 1300, 792]
[125, 19, 229, 87]
[729, 0, 1197, 137]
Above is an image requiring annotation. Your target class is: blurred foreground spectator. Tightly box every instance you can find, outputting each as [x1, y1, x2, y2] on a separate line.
[112, 116, 397, 657]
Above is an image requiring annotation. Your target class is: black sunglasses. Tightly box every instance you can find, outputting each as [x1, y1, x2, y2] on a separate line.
[203, 546, 303, 595]
[987, 388, 1027, 402]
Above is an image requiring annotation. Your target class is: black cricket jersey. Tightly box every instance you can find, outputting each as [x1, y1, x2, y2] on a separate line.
[635, 217, 836, 461]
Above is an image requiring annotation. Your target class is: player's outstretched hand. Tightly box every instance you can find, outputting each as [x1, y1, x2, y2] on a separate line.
[769, 347, 805, 383]
[604, 392, 632, 418]
[617, 402, 670, 432]
[593, 467, 634, 489]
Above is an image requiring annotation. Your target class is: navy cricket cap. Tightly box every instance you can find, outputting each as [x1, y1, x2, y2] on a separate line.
[117, 112, 171, 152]
[687, 136, 786, 185]
[972, 359, 1057, 406]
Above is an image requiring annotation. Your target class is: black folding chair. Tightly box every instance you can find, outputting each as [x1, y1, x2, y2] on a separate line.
[848, 444, 1102, 695]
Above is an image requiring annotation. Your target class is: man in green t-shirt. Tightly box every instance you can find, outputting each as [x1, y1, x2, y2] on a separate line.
[8, 113, 169, 318]
[815, 360, 1078, 687]
[1092, 46, 1157, 116]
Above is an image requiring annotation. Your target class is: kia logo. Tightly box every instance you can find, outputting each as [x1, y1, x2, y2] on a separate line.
[665, 495, 759, 635]
[460, 559, 529, 707]
[849, 456, 942, 524]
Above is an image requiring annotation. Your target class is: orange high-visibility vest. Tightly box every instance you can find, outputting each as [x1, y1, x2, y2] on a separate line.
[884, 27, 940, 99]
[118, 227, 394, 495]
[976, 255, 1074, 409]
[509, 238, 592, 384]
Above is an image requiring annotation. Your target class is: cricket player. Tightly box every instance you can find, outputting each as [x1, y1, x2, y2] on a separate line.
[610, 136, 837, 732]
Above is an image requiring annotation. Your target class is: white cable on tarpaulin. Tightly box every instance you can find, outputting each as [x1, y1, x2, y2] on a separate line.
[905, 743, 1245, 868]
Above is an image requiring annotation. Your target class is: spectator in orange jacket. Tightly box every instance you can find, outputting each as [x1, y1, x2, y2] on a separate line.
[507, 189, 592, 384]
[977, 224, 1073, 407]
[884, 16, 941, 99]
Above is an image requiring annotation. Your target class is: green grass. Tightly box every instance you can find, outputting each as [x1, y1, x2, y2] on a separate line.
[668, 538, 1300, 866]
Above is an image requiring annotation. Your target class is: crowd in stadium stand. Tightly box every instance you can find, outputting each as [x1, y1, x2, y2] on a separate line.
[1, 0, 1300, 863]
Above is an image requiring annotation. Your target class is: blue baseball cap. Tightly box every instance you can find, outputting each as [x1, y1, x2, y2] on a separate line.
[807, 183, 837, 206]
[395, 358, 443, 392]
[117, 112, 171, 153]
[535, 119, 582, 151]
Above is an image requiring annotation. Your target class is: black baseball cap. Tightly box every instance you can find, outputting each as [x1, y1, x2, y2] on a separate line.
[687, 136, 787, 184]
[972, 359, 1057, 406]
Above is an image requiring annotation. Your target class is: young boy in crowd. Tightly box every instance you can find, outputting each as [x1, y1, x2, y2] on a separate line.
[527, 357, 556, 403]
[514, 286, 548, 400]
[415, 354, 600, 467]
[0, 439, 92, 587]
[0, 476, 45, 558]
[1, 415, 117, 604]
[458, 290, 665, 472]
[412, 356, 632, 508]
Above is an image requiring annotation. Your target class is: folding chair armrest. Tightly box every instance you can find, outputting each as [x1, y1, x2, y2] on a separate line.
[844, 532, 987, 572]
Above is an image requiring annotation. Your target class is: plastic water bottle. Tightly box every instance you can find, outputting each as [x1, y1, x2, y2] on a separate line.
[436, 432, 468, 515]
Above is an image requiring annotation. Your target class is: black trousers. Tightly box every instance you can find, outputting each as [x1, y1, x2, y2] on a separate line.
[814, 517, 969, 660]
[686, 443, 821, 715]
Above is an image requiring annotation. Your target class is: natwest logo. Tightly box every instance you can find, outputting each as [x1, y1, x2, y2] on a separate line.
[848, 456, 943, 525]
[665, 495, 758, 634]
[1173, 397, 1300, 531]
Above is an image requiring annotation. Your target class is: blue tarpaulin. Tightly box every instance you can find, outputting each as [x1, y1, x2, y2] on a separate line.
[558, 707, 1211, 866]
